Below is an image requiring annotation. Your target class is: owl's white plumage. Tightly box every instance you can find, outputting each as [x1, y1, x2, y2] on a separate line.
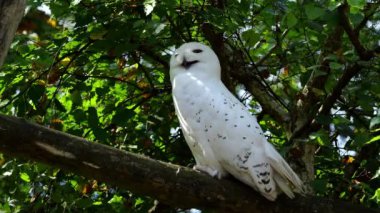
[170, 42, 303, 201]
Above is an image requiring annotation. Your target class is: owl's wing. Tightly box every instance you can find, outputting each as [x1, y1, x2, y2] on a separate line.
[264, 142, 304, 197]
[209, 85, 303, 200]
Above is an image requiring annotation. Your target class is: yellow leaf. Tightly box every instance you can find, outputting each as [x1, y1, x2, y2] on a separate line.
[342, 156, 355, 164]
[61, 57, 71, 66]
[47, 18, 57, 27]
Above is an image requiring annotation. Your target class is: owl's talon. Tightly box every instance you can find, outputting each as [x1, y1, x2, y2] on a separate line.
[193, 165, 223, 179]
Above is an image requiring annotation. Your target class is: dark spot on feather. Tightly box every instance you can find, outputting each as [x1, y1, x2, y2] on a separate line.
[253, 163, 267, 168]
[239, 166, 248, 170]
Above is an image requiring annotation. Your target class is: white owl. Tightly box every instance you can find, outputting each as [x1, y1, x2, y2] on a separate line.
[169, 42, 304, 201]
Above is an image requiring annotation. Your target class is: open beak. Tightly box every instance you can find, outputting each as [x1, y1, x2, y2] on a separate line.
[181, 58, 199, 69]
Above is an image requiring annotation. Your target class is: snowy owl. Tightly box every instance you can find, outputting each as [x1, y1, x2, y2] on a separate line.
[169, 42, 303, 201]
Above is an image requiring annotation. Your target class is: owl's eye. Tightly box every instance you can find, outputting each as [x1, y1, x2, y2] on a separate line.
[192, 49, 203, 53]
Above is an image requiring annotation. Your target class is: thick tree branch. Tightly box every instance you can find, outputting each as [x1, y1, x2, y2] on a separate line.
[354, 1, 380, 33]
[291, 25, 344, 139]
[0, 0, 26, 67]
[0, 114, 378, 213]
[315, 63, 361, 119]
[338, 3, 374, 60]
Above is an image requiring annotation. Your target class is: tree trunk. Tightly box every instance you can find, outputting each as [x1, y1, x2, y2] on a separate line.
[0, 114, 378, 213]
[0, 0, 26, 67]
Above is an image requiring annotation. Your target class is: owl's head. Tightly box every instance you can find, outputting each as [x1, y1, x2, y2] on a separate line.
[170, 42, 221, 82]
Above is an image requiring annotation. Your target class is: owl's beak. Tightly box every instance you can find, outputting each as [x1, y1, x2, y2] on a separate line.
[181, 58, 199, 69]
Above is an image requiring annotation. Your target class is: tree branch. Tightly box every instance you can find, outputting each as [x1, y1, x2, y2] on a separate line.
[0, 114, 378, 213]
[354, 1, 380, 34]
[338, 3, 374, 60]
[315, 63, 361, 118]
[0, 0, 26, 67]
[290, 22, 345, 140]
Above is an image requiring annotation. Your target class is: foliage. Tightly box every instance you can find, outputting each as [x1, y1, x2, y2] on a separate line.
[0, 0, 379, 212]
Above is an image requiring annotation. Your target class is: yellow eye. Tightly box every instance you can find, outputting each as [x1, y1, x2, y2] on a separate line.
[193, 49, 203, 53]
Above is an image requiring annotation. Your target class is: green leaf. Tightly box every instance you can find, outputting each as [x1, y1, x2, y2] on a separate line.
[134, 197, 144, 207]
[112, 108, 135, 127]
[71, 90, 82, 107]
[286, 13, 298, 28]
[28, 84, 45, 105]
[311, 179, 328, 193]
[329, 62, 343, 70]
[241, 29, 260, 46]
[347, 0, 365, 12]
[353, 132, 371, 147]
[87, 107, 99, 128]
[76, 198, 93, 208]
[365, 135, 380, 145]
[309, 130, 330, 146]
[315, 114, 332, 126]
[72, 109, 87, 122]
[371, 188, 380, 203]
[19, 172, 30, 182]
[108, 195, 123, 204]
[54, 98, 66, 112]
[92, 126, 109, 142]
[305, 4, 325, 20]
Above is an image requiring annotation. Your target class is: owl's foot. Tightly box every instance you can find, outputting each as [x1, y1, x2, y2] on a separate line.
[193, 165, 224, 179]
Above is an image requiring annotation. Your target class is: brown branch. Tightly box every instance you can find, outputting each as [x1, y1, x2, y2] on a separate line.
[315, 63, 361, 117]
[338, 3, 374, 60]
[0, 114, 378, 213]
[354, 1, 380, 33]
[290, 25, 344, 139]
[0, 0, 26, 67]
[291, 2, 380, 139]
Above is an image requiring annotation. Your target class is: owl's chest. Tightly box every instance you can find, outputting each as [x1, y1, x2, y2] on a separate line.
[173, 74, 213, 107]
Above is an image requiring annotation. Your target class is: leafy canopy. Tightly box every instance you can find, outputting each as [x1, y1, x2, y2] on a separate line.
[0, 0, 379, 212]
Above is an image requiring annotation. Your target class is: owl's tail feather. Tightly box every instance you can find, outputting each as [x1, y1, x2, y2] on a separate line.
[273, 172, 295, 198]
[265, 143, 304, 198]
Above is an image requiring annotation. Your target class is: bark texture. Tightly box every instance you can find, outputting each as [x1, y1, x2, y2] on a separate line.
[0, 0, 26, 67]
[0, 114, 378, 213]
